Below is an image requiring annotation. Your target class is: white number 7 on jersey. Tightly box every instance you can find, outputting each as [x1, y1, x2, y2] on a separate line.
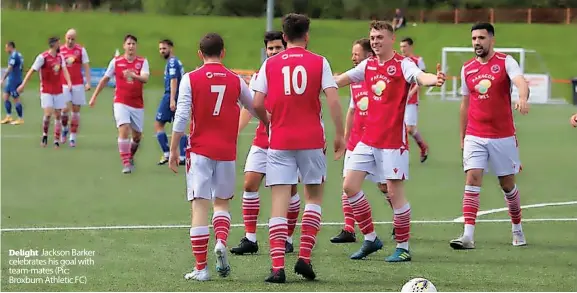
[211, 85, 226, 116]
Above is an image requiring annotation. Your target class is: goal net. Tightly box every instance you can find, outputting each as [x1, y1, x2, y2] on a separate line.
[425, 47, 565, 104]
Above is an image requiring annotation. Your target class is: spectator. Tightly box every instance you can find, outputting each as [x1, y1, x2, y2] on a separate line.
[392, 8, 406, 31]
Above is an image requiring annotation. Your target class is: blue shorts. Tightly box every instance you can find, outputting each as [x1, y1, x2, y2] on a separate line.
[4, 82, 21, 98]
[155, 95, 175, 123]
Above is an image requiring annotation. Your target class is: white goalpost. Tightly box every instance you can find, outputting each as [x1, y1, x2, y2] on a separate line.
[426, 47, 565, 104]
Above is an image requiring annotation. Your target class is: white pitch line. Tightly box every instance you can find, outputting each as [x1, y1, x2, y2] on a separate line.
[2, 218, 576, 233]
[452, 201, 577, 222]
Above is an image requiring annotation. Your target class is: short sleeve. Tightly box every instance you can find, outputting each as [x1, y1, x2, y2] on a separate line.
[417, 57, 426, 71]
[104, 58, 115, 78]
[251, 60, 268, 94]
[173, 73, 192, 133]
[505, 55, 523, 80]
[460, 66, 469, 96]
[344, 59, 367, 83]
[167, 58, 179, 79]
[31, 54, 44, 71]
[81, 47, 90, 64]
[140, 59, 150, 75]
[8, 53, 16, 66]
[401, 58, 423, 84]
[321, 57, 337, 90]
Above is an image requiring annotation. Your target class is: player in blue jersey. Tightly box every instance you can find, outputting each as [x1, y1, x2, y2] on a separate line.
[156, 39, 187, 165]
[1, 41, 24, 125]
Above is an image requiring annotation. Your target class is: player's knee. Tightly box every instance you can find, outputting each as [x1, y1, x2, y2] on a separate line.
[154, 121, 165, 132]
[465, 169, 483, 186]
[343, 181, 360, 197]
[378, 183, 388, 194]
[290, 184, 298, 196]
[498, 175, 516, 193]
[243, 179, 260, 192]
[213, 197, 230, 211]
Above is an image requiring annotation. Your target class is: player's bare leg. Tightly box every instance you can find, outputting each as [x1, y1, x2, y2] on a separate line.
[231, 171, 263, 255]
[52, 108, 62, 148]
[185, 198, 211, 281]
[407, 125, 428, 163]
[212, 198, 232, 277]
[286, 184, 300, 253]
[498, 174, 525, 246]
[344, 170, 383, 260]
[60, 102, 71, 143]
[378, 182, 396, 239]
[293, 183, 322, 281]
[68, 105, 81, 147]
[450, 169, 483, 250]
[117, 124, 133, 173]
[130, 128, 142, 166]
[41, 107, 53, 147]
[384, 179, 412, 262]
[1, 92, 13, 124]
[265, 184, 292, 283]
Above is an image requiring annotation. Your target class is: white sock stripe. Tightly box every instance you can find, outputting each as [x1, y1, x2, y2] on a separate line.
[190, 226, 210, 236]
[465, 185, 481, 193]
[269, 217, 288, 226]
[212, 211, 231, 220]
[243, 191, 259, 199]
[290, 193, 301, 204]
[304, 203, 322, 214]
[504, 185, 519, 197]
[394, 203, 411, 215]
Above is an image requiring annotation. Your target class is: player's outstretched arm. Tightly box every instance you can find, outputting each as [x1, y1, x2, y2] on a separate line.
[335, 59, 368, 88]
[89, 76, 110, 107]
[413, 63, 445, 87]
[17, 68, 35, 93]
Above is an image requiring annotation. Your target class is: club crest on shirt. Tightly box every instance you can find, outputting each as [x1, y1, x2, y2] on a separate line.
[135, 62, 142, 70]
[387, 65, 396, 75]
[66, 56, 76, 65]
[491, 64, 500, 73]
[474, 79, 492, 98]
[74, 50, 80, 56]
[356, 96, 369, 114]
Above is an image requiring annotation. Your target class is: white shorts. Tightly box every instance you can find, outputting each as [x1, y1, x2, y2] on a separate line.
[186, 152, 236, 201]
[40, 93, 66, 110]
[113, 102, 144, 133]
[62, 85, 86, 105]
[404, 104, 418, 126]
[266, 149, 326, 186]
[345, 142, 409, 182]
[343, 149, 378, 182]
[244, 145, 267, 174]
[463, 135, 521, 176]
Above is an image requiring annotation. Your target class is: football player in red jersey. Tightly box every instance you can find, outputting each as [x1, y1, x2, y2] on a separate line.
[450, 22, 529, 250]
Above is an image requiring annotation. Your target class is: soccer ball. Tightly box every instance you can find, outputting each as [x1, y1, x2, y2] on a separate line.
[401, 278, 437, 292]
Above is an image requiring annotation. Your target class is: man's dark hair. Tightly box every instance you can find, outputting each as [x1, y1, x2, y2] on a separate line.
[199, 33, 224, 57]
[471, 22, 495, 36]
[48, 37, 59, 46]
[353, 38, 373, 55]
[159, 39, 174, 47]
[282, 13, 310, 42]
[6, 41, 15, 49]
[124, 34, 138, 43]
[401, 37, 414, 45]
[263, 31, 286, 48]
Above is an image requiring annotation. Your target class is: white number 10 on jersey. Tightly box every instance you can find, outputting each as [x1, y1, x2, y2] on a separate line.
[282, 65, 307, 95]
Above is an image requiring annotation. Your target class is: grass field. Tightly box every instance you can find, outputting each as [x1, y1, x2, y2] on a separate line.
[1, 84, 577, 291]
[1, 10, 577, 100]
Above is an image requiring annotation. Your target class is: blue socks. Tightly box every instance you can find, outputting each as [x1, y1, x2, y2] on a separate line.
[179, 135, 188, 158]
[156, 131, 170, 155]
[15, 102, 22, 118]
[4, 100, 12, 115]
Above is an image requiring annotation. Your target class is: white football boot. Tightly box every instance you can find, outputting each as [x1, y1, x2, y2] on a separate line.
[215, 241, 231, 277]
[449, 235, 476, 250]
[512, 229, 527, 246]
[184, 267, 210, 281]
